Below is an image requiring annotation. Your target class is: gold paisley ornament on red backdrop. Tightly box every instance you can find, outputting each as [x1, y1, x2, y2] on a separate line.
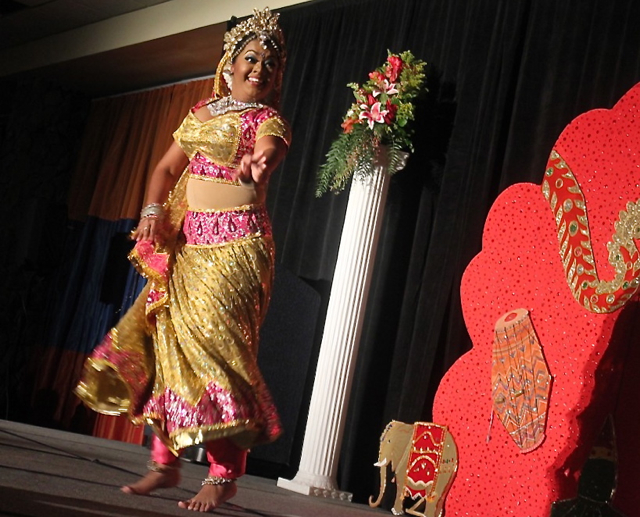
[542, 150, 640, 313]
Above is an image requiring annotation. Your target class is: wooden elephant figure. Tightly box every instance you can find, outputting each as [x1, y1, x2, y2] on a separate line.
[369, 420, 458, 517]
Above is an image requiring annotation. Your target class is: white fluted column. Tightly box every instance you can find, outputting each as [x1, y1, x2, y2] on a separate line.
[278, 151, 407, 500]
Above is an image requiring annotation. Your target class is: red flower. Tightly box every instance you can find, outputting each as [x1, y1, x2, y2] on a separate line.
[367, 93, 377, 105]
[383, 100, 398, 124]
[386, 55, 404, 82]
[369, 70, 385, 84]
[341, 117, 358, 134]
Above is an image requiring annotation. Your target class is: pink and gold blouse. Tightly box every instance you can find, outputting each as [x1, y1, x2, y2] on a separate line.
[173, 98, 291, 185]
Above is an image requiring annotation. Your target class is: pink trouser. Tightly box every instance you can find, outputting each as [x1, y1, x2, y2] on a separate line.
[151, 435, 247, 479]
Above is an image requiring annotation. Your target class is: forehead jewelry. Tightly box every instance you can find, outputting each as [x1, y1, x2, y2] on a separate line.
[224, 7, 285, 59]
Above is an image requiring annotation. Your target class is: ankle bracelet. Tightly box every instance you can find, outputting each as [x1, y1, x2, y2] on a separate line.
[202, 476, 235, 486]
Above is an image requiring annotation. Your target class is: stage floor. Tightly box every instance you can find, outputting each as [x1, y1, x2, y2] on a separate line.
[0, 420, 384, 517]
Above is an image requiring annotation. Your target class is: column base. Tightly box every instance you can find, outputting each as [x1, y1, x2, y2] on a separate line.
[277, 476, 353, 502]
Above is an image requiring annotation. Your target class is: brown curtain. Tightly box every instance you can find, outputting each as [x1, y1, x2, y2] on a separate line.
[68, 78, 214, 222]
[43, 77, 214, 441]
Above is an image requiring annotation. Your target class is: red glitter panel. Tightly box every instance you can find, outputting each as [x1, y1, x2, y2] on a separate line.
[432, 83, 640, 516]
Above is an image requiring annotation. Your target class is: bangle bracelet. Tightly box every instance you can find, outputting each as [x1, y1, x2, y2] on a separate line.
[140, 203, 164, 219]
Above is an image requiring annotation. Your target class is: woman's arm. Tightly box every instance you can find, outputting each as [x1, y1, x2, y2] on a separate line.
[132, 141, 189, 243]
[236, 135, 288, 185]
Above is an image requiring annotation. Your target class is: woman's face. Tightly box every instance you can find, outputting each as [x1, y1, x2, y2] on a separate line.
[230, 38, 279, 103]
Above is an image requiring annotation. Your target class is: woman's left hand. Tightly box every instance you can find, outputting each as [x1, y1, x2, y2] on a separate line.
[131, 216, 165, 245]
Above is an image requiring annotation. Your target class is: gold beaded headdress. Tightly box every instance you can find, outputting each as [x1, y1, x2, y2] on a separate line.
[213, 7, 287, 107]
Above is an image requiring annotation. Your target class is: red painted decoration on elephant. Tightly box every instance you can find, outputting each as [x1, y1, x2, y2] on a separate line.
[404, 423, 445, 499]
[370, 420, 458, 517]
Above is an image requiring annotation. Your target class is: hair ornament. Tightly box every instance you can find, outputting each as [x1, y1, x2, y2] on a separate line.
[224, 7, 285, 59]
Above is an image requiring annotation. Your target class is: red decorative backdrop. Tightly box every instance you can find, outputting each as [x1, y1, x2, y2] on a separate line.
[432, 83, 640, 516]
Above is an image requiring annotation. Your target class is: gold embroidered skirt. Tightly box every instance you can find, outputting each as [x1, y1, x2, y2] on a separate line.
[76, 205, 281, 452]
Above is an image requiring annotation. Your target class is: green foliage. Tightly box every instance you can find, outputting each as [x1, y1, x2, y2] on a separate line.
[316, 124, 375, 195]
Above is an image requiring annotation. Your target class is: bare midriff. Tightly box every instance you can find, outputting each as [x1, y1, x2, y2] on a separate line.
[186, 177, 265, 210]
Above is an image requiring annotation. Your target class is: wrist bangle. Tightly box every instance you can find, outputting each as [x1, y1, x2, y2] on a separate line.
[140, 203, 164, 219]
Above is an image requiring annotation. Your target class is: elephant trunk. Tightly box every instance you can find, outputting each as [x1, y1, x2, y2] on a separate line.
[369, 458, 388, 508]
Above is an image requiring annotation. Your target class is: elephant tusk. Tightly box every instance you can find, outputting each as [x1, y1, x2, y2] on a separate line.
[374, 458, 388, 467]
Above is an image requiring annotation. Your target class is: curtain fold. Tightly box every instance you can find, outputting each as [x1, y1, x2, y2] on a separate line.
[69, 79, 215, 221]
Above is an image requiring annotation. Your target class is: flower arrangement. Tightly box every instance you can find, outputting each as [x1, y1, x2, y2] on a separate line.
[316, 50, 427, 196]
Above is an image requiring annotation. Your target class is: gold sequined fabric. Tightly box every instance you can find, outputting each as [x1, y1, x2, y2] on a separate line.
[75, 285, 154, 417]
[76, 103, 287, 452]
[77, 229, 282, 451]
[256, 115, 291, 145]
[144, 234, 281, 450]
[174, 111, 242, 167]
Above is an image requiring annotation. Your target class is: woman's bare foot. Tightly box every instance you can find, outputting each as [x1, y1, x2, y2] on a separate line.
[178, 481, 237, 512]
[121, 466, 181, 495]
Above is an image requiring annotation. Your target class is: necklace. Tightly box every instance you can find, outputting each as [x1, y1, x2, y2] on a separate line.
[207, 96, 264, 117]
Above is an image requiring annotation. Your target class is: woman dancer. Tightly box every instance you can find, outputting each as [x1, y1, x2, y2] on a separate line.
[76, 8, 290, 512]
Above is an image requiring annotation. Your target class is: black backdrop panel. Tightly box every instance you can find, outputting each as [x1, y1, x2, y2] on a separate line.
[249, 262, 321, 470]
